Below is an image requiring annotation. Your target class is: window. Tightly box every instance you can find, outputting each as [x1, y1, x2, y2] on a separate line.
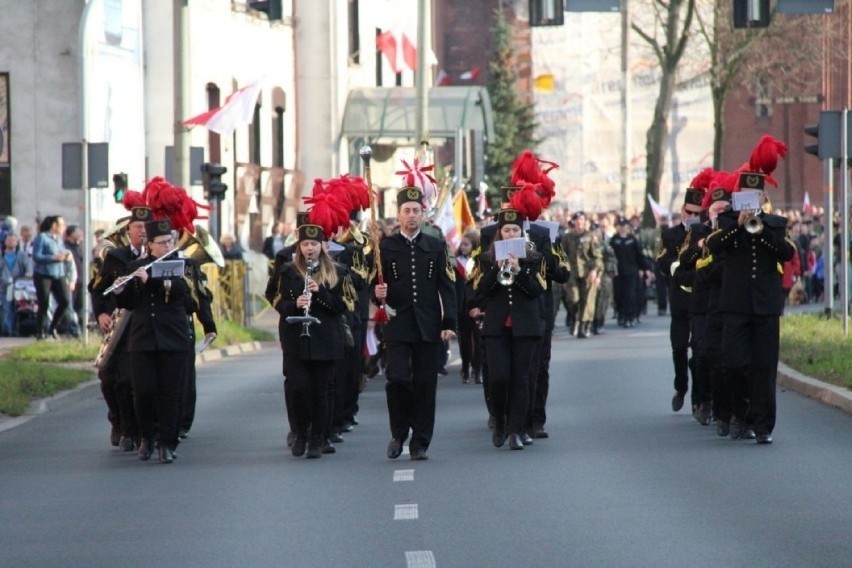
[348, 0, 360, 65]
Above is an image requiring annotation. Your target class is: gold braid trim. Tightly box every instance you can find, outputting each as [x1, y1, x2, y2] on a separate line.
[342, 275, 357, 312]
[536, 259, 547, 289]
[696, 254, 714, 270]
[445, 253, 456, 282]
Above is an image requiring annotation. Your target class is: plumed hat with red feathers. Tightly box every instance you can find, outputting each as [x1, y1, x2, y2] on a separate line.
[300, 178, 352, 240]
[685, 167, 715, 207]
[700, 169, 738, 209]
[739, 135, 788, 190]
[122, 177, 209, 234]
[505, 150, 559, 209]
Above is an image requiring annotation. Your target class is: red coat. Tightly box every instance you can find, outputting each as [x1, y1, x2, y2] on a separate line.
[782, 248, 801, 291]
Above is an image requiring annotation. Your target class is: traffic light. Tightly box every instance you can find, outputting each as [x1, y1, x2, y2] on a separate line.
[201, 163, 228, 200]
[112, 173, 128, 203]
[804, 124, 820, 158]
[733, 0, 771, 28]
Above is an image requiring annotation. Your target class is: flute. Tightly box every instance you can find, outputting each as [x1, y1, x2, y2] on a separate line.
[102, 248, 179, 295]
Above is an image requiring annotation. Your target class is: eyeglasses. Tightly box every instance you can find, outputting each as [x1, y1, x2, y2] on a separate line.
[151, 238, 174, 246]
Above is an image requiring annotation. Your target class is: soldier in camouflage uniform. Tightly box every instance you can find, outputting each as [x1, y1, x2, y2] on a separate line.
[592, 223, 616, 335]
[560, 212, 603, 338]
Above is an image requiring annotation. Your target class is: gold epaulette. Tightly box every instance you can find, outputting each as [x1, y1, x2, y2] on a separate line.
[696, 254, 714, 270]
[777, 262, 783, 275]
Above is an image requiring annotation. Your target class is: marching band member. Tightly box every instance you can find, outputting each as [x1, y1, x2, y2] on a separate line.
[474, 206, 546, 450]
[373, 186, 457, 461]
[115, 218, 216, 464]
[704, 137, 796, 444]
[89, 206, 153, 450]
[268, 217, 353, 459]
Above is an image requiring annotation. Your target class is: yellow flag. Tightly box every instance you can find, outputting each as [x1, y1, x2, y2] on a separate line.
[452, 190, 476, 235]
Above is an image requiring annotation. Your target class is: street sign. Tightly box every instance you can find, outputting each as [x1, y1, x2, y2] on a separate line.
[165, 145, 205, 186]
[61, 143, 82, 189]
[88, 142, 109, 188]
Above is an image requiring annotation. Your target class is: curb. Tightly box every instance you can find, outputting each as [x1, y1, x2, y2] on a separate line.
[777, 361, 852, 414]
[0, 340, 267, 434]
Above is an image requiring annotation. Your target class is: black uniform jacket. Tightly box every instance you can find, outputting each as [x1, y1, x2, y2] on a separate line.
[374, 231, 457, 343]
[657, 223, 691, 312]
[116, 256, 216, 353]
[705, 211, 796, 316]
[89, 245, 137, 318]
[475, 252, 545, 338]
[675, 223, 712, 314]
[610, 233, 650, 276]
[271, 262, 348, 361]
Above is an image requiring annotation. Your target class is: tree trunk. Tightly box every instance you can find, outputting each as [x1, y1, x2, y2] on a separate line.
[641, 71, 678, 227]
[712, 85, 724, 171]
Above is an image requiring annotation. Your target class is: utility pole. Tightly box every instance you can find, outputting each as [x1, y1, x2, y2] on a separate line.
[173, 0, 190, 189]
[78, 1, 94, 346]
[414, 0, 430, 152]
[620, 0, 632, 211]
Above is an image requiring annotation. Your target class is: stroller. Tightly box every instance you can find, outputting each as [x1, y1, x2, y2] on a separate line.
[12, 277, 38, 337]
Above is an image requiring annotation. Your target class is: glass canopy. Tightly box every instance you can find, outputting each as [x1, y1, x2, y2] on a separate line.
[341, 86, 494, 142]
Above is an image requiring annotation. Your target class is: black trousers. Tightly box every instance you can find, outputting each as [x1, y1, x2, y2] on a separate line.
[129, 350, 186, 450]
[722, 313, 779, 436]
[690, 313, 712, 405]
[528, 328, 553, 430]
[614, 274, 640, 322]
[704, 311, 731, 423]
[457, 312, 482, 378]
[669, 308, 691, 396]
[33, 274, 69, 335]
[342, 318, 364, 423]
[484, 329, 539, 435]
[179, 349, 197, 433]
[385, 340, 440, 452]
[283, 353, 334, 440]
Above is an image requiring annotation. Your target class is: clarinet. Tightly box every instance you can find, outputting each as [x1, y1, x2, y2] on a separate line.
[286, 258, 321, 336]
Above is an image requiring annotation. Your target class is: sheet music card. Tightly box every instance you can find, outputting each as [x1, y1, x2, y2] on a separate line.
[151, 260, 185, 279]
[494, 238, 527, 261]
[732, 190, 761, 212]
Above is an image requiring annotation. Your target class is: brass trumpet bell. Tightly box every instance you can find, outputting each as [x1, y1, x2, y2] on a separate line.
[337, 220, 367, 246]
[94, 218, 131, 261]
[497, 261, 516, 286]
[177, 225, 226, 268]
[744, 215, 763, 234]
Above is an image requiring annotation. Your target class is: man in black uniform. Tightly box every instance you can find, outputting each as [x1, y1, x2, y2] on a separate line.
[705, 171, 795, 443]
[89, 206, 153, 450]
[610, 216, 649, 328]
[656, 190, 703, 412]
[374, 187, 457, 461]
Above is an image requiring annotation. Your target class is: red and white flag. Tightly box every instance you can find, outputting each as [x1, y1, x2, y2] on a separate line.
[802, 191, 812, 213]
[436, 69, 452, 86]
[459, 67, 481, 81]
[376, 5, 436, 74]
[182, 79, 263, 135]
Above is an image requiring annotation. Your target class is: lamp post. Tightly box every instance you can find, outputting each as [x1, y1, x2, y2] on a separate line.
[79, 0, 95, 346]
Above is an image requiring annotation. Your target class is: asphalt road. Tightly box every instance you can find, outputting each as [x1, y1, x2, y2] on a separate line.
[1, 313, 850, 567]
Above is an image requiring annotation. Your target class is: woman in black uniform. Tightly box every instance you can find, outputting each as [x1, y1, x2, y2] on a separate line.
[116, 218, 216, 464]
[269, 221, 351, 459]
[474, 209, 545, 450]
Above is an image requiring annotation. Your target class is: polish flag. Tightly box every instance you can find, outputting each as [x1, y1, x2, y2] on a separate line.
[459, 67, 481, 81]
[436, 69, 452, 86]
[802, 191, 812, 213]
[182, 79, 263, 135]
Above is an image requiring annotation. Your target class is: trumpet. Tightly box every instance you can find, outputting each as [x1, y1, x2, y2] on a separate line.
[286, 258, 321, 336]
[497, 259, 517, 286]
[744, 212, 763, 234]
[102, 248, 178, 295]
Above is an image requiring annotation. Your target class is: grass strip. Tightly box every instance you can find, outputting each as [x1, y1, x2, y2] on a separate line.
[780, 313, 852, 390]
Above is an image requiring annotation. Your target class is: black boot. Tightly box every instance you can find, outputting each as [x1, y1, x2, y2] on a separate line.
[306, 437, 322, 459]
[491, 419, 507, 448]
[291, 434, 307, 457]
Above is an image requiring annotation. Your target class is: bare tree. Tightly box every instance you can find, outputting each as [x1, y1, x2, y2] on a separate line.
[634, 0, 695, 226]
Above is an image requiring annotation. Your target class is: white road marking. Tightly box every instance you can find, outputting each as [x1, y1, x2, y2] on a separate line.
[405, 550, 436, 568]
[394, 503, 419, 520]
[394, 469, 414, 482]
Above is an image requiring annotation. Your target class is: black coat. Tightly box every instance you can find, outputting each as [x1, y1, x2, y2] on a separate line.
[270, 262, 349, 361]
[657, 223, 690, 312]
[116, 256, 216, 352]
[610, 233, 649, 277]
[475, 251, 545, 338]
[705, 212, 796, 316]
[89, 245, 138, 318]
[374, 232, 457, 342]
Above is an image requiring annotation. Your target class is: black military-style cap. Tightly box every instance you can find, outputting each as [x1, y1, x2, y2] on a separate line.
[145, 218, 172, 239]
[496, 208, 523, 227]
[130, 206, 154, 223]
[737, 171, 765, 191]
[684, 189, 705, 207]
[397, 186, 425, 207]
[297, 223, 326, 242]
